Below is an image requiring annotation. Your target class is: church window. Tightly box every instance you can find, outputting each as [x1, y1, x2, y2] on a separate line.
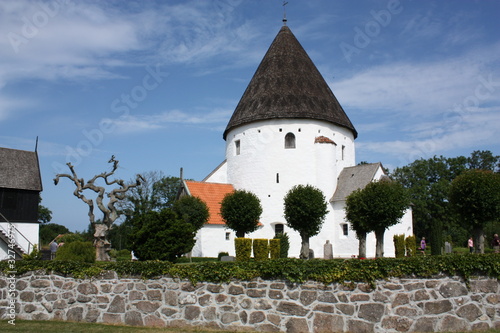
[341, 145, 345, 160]
[225, 232, 230, 241]
[341, 223, 349, 236]
[275, 223, 284, 236]
[276, 173, 279, 183]
[285, 133, 296, 149]
[235, 140, 240, 155]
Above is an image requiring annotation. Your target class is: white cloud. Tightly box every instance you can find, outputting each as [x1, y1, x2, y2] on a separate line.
[335, 43, 500, 164]
[103, 108, 232, 135]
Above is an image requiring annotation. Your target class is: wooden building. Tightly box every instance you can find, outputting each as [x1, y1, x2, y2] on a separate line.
[0, 147, 42, 259]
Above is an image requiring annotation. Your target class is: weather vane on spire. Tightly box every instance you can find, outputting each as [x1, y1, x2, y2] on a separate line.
[283, 1, 289, 26]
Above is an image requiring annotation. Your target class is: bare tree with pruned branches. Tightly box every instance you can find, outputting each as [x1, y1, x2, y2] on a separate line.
[54, 156, 144, 261]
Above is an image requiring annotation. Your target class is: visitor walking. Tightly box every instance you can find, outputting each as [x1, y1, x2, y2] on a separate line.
[492, 234, 500, 253]
[50, 240, 58, 260]
[468, 237, 474, 254]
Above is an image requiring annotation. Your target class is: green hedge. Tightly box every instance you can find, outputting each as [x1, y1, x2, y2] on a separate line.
[270, 239, 280, 259]
[2, 255, 499, 286]
[393, 234, 405, 258]
[253, 239, 269, 261]
[235, 238, 252, 262]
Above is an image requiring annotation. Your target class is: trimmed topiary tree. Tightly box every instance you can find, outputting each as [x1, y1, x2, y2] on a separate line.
[284, 185, 328, 259]
[220, 190, 262, 238]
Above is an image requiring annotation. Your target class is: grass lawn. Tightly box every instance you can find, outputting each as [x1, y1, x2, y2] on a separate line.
[2, 320, 500, 333]
[0, 320, 254, 333]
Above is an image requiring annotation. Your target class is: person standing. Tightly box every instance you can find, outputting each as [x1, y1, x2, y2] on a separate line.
[420, 237, 426, 255]
[492, 234, 500, 253]
[50, 240, 58, 260]
[468, 237, 474, 254]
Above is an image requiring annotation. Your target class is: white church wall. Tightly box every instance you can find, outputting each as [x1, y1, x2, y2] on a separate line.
[203, 161, 228, 183]
[193, 224, 235, 257]
[222, 118, 357, 259]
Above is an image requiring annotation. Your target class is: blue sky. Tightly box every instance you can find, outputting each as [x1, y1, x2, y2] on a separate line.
[1, 0, 499, 232]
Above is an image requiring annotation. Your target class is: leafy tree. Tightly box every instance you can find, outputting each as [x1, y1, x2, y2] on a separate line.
[467, 150, 499, 172]
[283, 185, 328, 259]
[345, 191, 373, 258]
[130, 209, 196, 261]
[449, 170, 500, 253]
[113, 172, 182, 251]
[172, 196, 209, 231]
[390, 150, 499, 249]
[220, 190, 262, 238]
[345, 180, 410, 258]
[39, 223, 69, 246]
[391, 155, 467, 247]
[38, 195, 52, 224]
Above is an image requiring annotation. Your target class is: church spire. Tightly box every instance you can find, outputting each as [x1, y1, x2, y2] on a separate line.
[223, 25, 357, 140]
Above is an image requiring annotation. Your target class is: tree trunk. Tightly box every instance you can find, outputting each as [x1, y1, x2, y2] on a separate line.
[375, 229, 385, 258]
[357, 232, 367, 258]
[300, 234, 309, 259]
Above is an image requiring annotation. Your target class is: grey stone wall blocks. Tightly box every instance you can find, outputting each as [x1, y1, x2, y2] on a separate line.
[1, 272, 499, 332]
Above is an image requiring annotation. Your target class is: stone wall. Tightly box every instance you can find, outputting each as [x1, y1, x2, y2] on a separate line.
[1, 272, 499, 332]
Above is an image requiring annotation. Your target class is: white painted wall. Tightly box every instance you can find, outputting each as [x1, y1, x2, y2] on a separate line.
[192, 224, 236, 257]
[0, 222, 39, 260]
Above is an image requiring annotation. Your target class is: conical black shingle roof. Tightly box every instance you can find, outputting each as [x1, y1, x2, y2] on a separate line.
[223, 25, 357, 140]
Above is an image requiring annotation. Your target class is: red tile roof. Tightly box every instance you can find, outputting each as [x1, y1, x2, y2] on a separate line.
[314, 136, 336, 144]
[184, 181, 235, 225]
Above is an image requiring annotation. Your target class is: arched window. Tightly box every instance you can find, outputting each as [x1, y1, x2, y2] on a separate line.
[284, 133, 296, 149]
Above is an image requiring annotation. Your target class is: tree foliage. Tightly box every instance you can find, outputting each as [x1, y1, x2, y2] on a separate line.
[283, 185, 328, 259]
[345, 180, 410, 257]
[38, 195, 52, 224]
[449, 170, 500, 253]
[39, 223, 70, 246]
[111, 172, 182, 251]
[130, 209, 196, 261]
[391, 150, 499, 249]
[220, 190, 262, 238]
[172, 195, 209, 231]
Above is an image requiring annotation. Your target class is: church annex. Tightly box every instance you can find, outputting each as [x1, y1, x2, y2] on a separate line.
[179, 24, 413, 258]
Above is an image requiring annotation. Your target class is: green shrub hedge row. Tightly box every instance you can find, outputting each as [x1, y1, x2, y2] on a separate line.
[2, 255, 499, 286]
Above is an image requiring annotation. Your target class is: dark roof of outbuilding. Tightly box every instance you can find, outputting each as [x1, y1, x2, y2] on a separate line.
[223, 25, 357, 140]
[0, 147, 42, 191]
[331, 163, 383, 202]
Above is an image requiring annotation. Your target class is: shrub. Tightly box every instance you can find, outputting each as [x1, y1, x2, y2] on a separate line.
[274, 233, 290, 258]
[253, 239, 269, 261]
[55, 241, 95, 263]
[22, 245, 42, 260]
[393, 234, 406, 258]
[235, 238, 252, 262]
[269, 239, 280, 259]
[405, 235, 416, 257]
[109, 249, 132, 261]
